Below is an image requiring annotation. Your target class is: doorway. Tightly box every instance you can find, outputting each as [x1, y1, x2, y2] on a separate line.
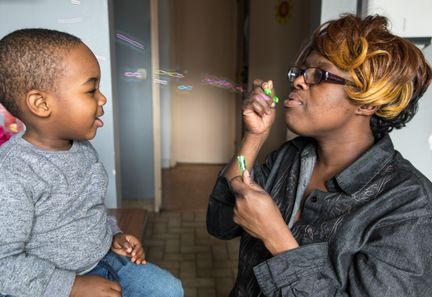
[168, 0, 239, 165]
[157, 0, 246, 211]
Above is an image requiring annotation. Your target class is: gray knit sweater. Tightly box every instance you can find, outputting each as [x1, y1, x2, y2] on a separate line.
[0, 133, 121, 297]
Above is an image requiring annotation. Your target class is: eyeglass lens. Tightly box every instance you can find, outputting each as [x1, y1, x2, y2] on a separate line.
[288, 68, 300, 82]
[288, 67, 323, 84]
[308, 68, 323, 84]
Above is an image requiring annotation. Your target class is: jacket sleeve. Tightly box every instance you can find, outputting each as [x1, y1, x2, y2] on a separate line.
[206, 174, 242, 239]
[0, 179, 75, 297]
[253, 216, 432, 297]
[207, 148, 282, 240]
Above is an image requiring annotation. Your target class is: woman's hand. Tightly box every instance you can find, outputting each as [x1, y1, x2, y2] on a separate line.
[230, 170, 299, 255]
[243, 80, 277, 136]
[70, 275, 121, 297]
[111, 233, 146, 264]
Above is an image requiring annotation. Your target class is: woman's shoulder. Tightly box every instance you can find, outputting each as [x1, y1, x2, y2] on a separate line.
[371, 151, 432, 223]
[390, 147, 429, 178]
[391, 151, 432, 196]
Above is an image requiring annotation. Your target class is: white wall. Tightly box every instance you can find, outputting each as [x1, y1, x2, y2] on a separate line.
[320, 0, 357, 23]
[0, 0, 120, 207]
[364, 0, 432, 38]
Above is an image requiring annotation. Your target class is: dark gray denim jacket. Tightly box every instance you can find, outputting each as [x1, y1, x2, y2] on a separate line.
[207, 135, 432, 297]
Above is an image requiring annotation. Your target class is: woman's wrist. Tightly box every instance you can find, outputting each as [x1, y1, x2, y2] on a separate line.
[242, 132, 269, 149]
[243, 129, 269, 140]
[224, 131, 269, 180]
[263, 226, 299, 256]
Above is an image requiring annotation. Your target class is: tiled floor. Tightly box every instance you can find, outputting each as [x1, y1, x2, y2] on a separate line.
[142, 210, 240, 297]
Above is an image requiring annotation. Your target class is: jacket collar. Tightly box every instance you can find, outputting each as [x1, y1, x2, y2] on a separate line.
[335, 134, 395, 195]
[292, 135, 395, 195]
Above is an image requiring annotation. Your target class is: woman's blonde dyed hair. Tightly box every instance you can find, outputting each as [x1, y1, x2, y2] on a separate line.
[297, 14, 432, 137]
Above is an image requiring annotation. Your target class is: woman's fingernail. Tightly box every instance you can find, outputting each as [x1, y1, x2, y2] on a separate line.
[259, 94, 269, 101]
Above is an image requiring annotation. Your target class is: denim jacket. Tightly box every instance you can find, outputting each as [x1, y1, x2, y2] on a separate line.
[207, 135, 432, 297]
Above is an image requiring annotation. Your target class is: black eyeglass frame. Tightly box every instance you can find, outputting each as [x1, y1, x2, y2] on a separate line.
[287, 66, 348, 86]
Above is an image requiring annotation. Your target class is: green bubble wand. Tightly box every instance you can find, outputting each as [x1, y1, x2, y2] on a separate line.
[264, 88, 279, 104]
[236, 155, 247, 175]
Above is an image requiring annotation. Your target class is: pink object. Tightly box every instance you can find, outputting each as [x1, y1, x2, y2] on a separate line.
[0, 104, 25, 146]
[0, 125, 12, 146]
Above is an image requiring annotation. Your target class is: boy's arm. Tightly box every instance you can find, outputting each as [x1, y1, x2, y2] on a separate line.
[106, 213, 122, 235]
[0, 181, 76, 297]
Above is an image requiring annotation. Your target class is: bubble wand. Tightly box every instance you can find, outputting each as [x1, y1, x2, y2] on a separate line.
[237, 155, 247, 176]
[263, 87, 279, 104]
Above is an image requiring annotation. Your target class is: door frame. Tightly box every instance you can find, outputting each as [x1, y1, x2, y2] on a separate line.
[151, 0, 162, 212]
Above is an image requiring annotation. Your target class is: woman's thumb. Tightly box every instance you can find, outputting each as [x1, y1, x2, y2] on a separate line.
[243, 170, 263, 191]
[243, 170, 256, 187]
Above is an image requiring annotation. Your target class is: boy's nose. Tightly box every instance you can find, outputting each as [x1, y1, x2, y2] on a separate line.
[99, 93, 107, 105]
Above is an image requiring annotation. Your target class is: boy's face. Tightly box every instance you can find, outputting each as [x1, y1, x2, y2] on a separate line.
[47, 43, 106, 142]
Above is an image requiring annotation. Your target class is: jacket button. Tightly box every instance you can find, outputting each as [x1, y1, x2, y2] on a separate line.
[310, 196, 318, 203]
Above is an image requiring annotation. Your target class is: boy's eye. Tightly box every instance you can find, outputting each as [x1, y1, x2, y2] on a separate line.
[88, 89, 97, 94]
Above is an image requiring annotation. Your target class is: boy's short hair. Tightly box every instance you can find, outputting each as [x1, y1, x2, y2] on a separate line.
[0, 28, 82, 118]
[296, 14, 432, 138]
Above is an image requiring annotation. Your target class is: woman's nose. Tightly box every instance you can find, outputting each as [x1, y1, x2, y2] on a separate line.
[293, 74, 308, 90]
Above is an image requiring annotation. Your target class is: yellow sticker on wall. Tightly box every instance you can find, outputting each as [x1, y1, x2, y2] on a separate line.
[275, 0, 293, 24]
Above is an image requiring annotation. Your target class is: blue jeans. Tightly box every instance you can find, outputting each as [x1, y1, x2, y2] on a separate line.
[1, 251, 183, 297]
[85, 251, 183, 297]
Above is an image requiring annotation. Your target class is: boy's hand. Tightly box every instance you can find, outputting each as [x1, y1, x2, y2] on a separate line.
[111, 233, 147, 264]
[70, 275, 121, 297]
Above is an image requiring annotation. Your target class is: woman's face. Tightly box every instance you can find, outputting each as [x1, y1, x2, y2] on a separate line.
[284, 51, 359, 138]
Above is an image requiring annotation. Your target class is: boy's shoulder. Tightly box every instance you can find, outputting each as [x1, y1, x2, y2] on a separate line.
[0, 135, 97, 174]
[0, 135, 32, 189]
[0, 133, 27, 164]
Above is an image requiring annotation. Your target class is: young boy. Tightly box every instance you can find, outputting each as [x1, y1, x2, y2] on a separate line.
[0, 29, 183, 297]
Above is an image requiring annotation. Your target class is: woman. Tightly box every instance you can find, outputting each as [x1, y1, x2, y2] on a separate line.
[207, 14, 432, 297]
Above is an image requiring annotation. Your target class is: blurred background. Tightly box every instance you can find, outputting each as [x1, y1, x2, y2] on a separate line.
[1, 0, 431, 212]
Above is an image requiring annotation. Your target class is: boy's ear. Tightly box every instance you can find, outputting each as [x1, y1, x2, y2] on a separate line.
[25, 90, 51, 118]
[356, 104, 378, 116]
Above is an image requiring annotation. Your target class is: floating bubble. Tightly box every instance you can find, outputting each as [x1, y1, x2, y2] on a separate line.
[155, 69, 184, 79]
[154, 78, 168, 85]
[116, 32, 145, 50]
[122, 68, 147, 80]
[177, 85, 193, 91]
[201, 73, 243, 93]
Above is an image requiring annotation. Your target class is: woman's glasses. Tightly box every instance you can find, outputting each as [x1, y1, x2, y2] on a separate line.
[287, 66, 348, 86]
